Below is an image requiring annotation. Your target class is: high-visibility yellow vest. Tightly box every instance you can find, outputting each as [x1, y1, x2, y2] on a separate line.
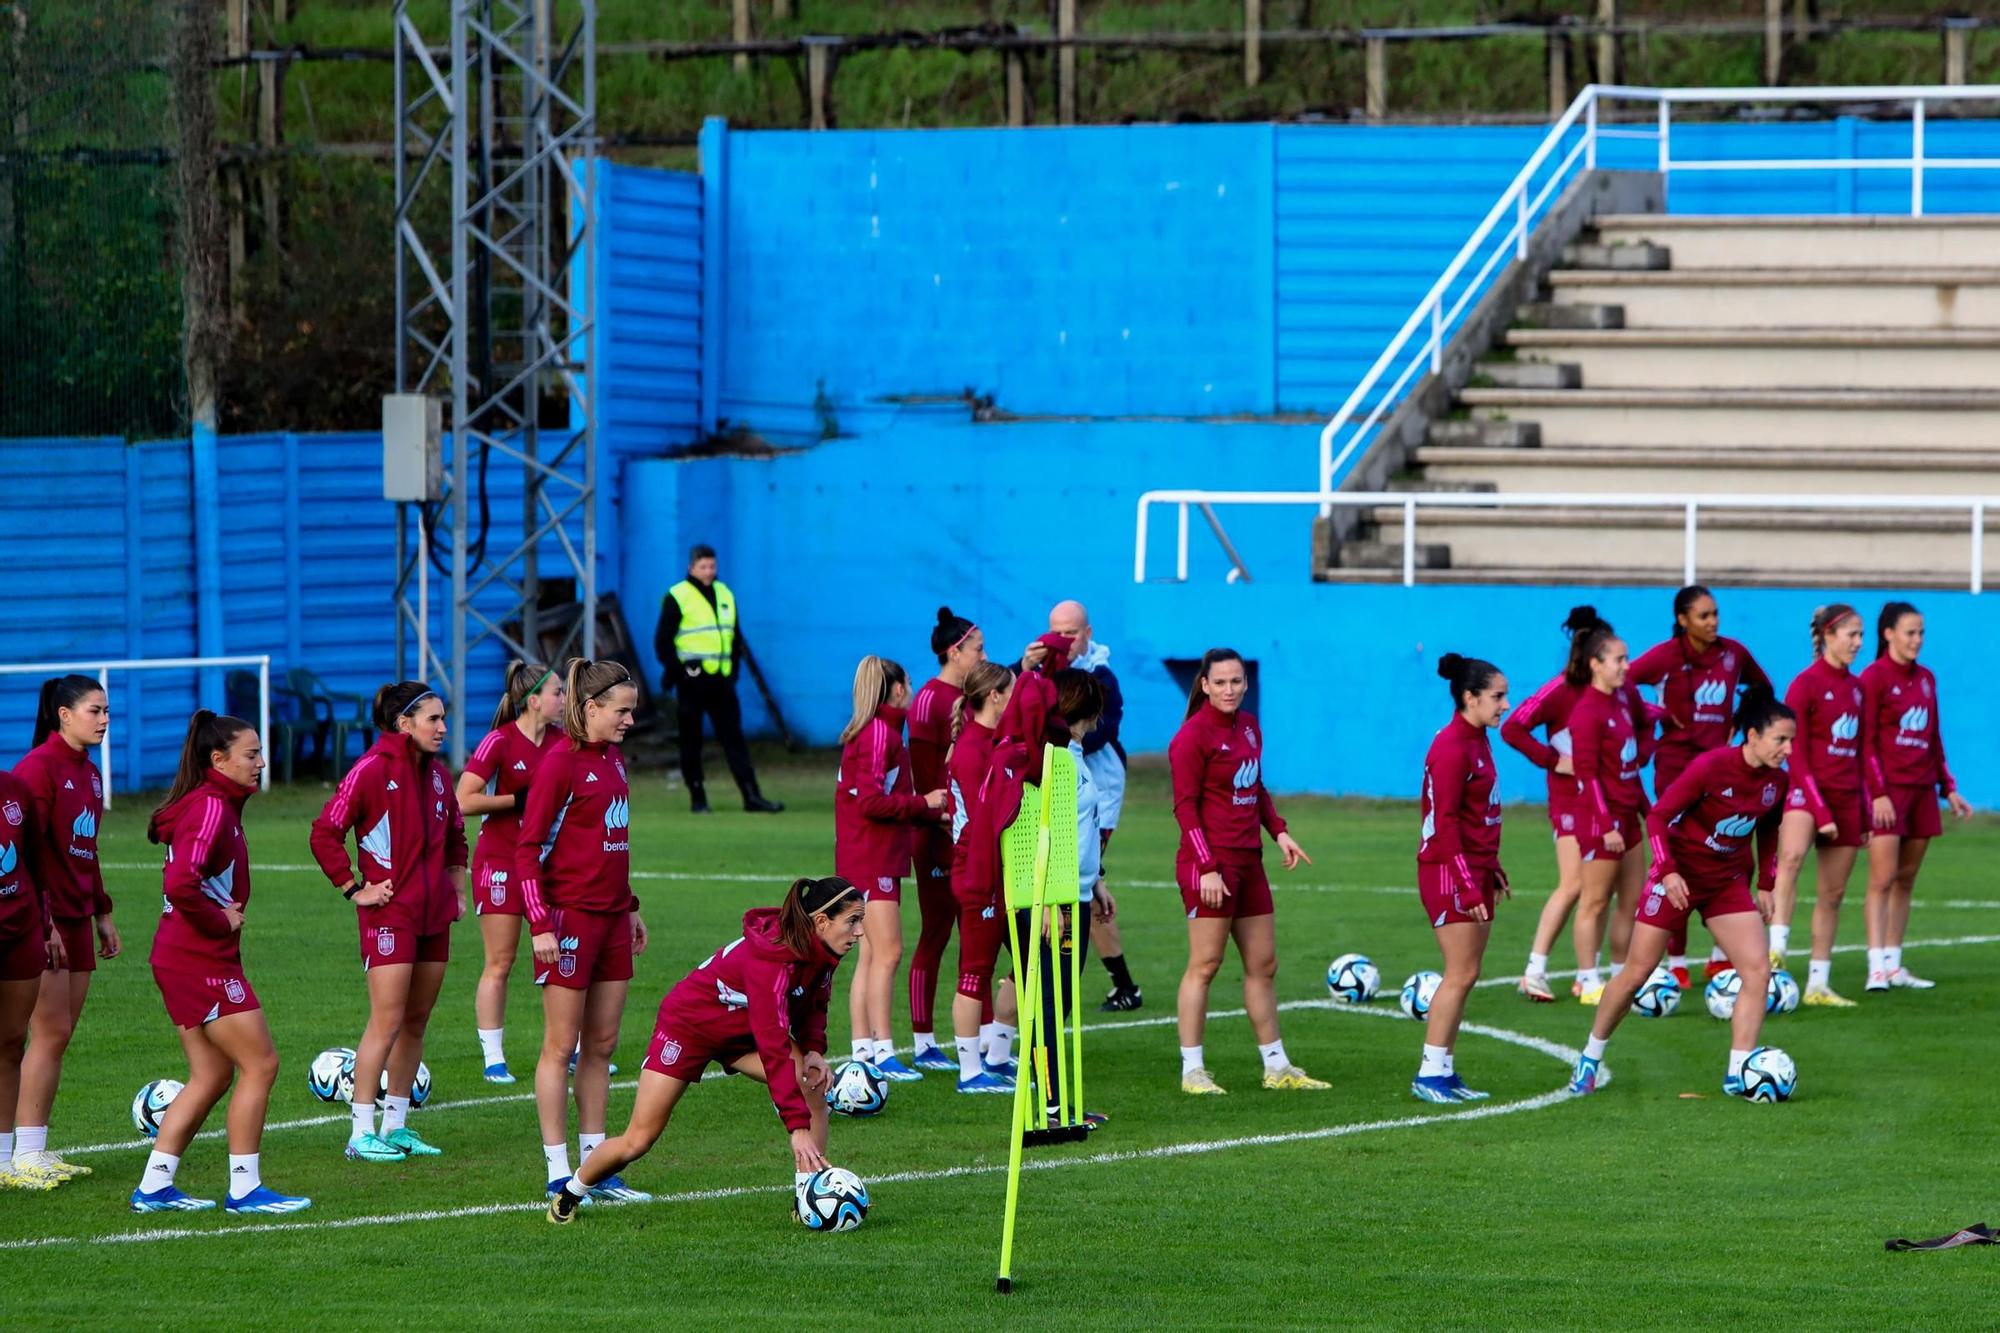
[669, 578, 737, 676]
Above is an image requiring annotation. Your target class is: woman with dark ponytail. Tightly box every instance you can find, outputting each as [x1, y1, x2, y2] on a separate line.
[455, 660, 566, 1084]
[548, 876, 864, 1226]
[1568, 688, 1793, 1101]
[1566, 623, 1654, 1007]
[1412, 654, 1510, 1103]
[1858, 602, 1971, 992]
[128, 713, 308, 1214]
[8, 673, 114, 1185]
[309, 681, 468, 1164]
[0, 756, 56, 1191]
[904, 607, 985, 1073]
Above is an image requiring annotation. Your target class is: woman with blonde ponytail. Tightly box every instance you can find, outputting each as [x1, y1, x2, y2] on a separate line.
[456, 661, 566, 1083]
[834, 656, 945, 1082]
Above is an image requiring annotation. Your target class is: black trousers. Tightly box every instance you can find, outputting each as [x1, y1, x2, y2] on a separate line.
[1013, 906, 1092, 1061]
[676, 671, 757, 792]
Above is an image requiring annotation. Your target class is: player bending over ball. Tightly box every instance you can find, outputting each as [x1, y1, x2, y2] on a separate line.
[547, 876, 864, 1225]
[1568, 688, 1793, 1100]
[1412, 654, 1510, 1103]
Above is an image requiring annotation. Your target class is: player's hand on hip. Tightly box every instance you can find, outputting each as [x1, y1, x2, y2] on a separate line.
[355, 879, 395, 908]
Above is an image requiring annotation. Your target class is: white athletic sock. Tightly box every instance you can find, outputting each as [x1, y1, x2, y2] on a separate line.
[1867, 947, 1887, 974]
[1578, 967, 1602, 991]
[912, 1030, 937, 1055]
[851, 1038, 872, 1062]
[477, 1027, 506, 1066]
[0, 1132, 11, 1166]
[1728, 1048, 1751, 1077]
[1525, 951, 1549, 976]
[349, 1102, 375, 1142]
[872, 1038, 896, 1065]
[562, 1174, 589, 1199]
[228, 1153, 260, 1199]
[543, 1142, 572, 1182]
[1583, 1035, 1608, 1061]
[142, 1149, 180, 1189]
[1807, 959, 1831, 990]
[15, 1125, 46, 1163]
[1257, 1039, 1290, 1074]
[1769, 924, 1790, 956]
[1668, 954, 1688, 974]
[1886, 946, 1904, 974]
[1418, 1044, 1452, 1078]
[380, 1094, 411, 1135]
[992, 1024, 1017, 1065]
[955, 1036, 982, 1082]
[577, 1131, 605, 1169]
[978, 1021, 997, 1059]
[1180, 1045, 1205, 1077]
[1709, 945, 1728, 965]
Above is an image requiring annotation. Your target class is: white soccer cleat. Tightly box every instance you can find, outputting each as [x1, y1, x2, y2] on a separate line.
[1887, 967, 1936, 990]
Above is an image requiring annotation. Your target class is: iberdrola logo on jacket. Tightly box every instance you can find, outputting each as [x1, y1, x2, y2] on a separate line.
[0, 840, 16, 894]
[602, 795, 630, 853]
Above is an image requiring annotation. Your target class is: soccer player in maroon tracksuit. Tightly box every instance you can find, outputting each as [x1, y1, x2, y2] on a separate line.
[0, 764, 57, 1192]
[310, 681, 468, 1164]
[1859, 602, 1971, 993]
[1413, 653, 1511, 1104]
[517, 658, 651, 1204]
[1770, 605, 1869, 1006]
[835, 655, 945, 1083]
[547, 876, 865, 1226]
[9, 673, 115, 1185]
[1628, 585, 1770, 983]
[1170, 648, 1324, 1097]
[456, 660, 566, 1084]
[1568, 689, 1793, 1099]
[1567, 625, 1653, 1007]
[131, 711, 308, 1215]
[946, 661, 1027, 1095]
[905, 606, 984, 1074]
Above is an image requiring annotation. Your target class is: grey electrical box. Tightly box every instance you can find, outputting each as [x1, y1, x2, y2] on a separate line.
[382, 394, 444, 502]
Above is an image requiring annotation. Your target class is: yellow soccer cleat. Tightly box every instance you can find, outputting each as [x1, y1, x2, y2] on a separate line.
[0, 1162, 64, 1191]
[1769, 950, 1786, 972]
[1180, 1068, 1228, 1096]
[1577, 983, 1605, 1007]
[12, 1149, 87, 1180]
[1802, 985, 1858, 1009]
[1261, 1065, 1330, 1091]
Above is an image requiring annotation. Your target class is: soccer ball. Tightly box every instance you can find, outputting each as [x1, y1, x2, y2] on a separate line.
[1704, 968, 1742, 1020]
[1766, 969, 1800, 1015]
[1632, 970, 1681, 1018]
[132, 1079, 184, 1138]
[308, 1047, 356, 1104]
[797, 1166, 870, 1232]
[1740, 1046, 1797, 1102]
[1326, 953, 1381, 1005]
[379, 1061, 433, 1108]
[1399, 970, 1442, 1021]
[826, 1060, 889, 1116]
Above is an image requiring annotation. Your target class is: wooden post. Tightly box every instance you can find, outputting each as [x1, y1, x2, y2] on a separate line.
[1005, 48, 1026, 126]
[1945, 22, 1969, 86]
[772, 0, 791, 17]
[1547, 31, 1569, 117]
[1057, 0, 1076, 125]
[1595, 0, 1618, 85]
[1243, 0, 1261, 89]
[225, 0, 248, 317]
[806, 38, 830, 130]
[1763, 0, 1782, 85]
[1365, 36, 1386, 121]
[733, 0, 750, 73]
[258, 54, 282, 255]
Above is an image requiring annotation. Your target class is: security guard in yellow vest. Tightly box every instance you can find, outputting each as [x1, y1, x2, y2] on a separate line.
[654, 544, 783, 813]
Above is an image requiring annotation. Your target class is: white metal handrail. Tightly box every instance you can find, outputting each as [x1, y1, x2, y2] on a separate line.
[0, 655, 273, 806]
[1134, 490, 2000, 594]
[1318, 82, 2000, 501]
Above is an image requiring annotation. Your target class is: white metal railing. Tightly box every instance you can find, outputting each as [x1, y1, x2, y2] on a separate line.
[0, 655, 272, 807]
[1134, 491, 2000, 594]
[1317, 82, 2000, 501]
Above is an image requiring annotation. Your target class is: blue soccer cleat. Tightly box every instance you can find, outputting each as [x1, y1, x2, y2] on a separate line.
[956, 1071, 1015, 1095]
[911, 1045, 958, 1073]
[224, 1185, 312, 1215]
[1567, 1054, 1613, 1097]
[483, 1062, 516, 1085]
[586, 1174, 653, 1204]
[873, 1054, 923, 1083]
[130, 1184, 217, 1213]
[1411, 1074, 1460, 1104]
[1444, 1074, 1491, 1102]
[983, 1058, 1019, 1081]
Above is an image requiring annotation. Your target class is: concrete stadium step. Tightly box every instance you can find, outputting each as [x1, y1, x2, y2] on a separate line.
[1327, 539, 1452, 570]
[1423, 419, 1540, 448]
[1546, 269, 2000, 329]
[1499, 328, 2000, 391]
[1474, 360, 1580, 390]
[1514, 300, 1624, 330]
[1413, 446, 2000, 496]
[1362, 505, 1999, 578]
[1559, 240, 1671, 270]
[1591, 214, 2000, 270]
[1458, 387, 2000, 449]
[1314, 565, 1984, 591]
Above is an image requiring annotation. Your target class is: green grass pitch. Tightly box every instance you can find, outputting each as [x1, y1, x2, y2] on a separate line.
[4, 753, 1997, 1328]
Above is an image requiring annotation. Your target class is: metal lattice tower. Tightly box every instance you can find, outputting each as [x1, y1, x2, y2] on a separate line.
[392, 0, 597, 765]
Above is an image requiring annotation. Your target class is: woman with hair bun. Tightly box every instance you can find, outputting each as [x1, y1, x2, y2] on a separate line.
[309, 681, 468, 1164]
[1412, 653, 1510, 1103]
[456, 660, 566, 1084]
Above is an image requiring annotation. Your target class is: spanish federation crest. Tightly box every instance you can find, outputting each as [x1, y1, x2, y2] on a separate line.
[376, 928, 397, 956]
[1722, 650, 1737, 671]
[1, 801, 19, 826]
[557, 951, 577, 978]
[432, 769, 446, 796]
[224, 978, 247, 1004]
[1761, 784, 1777, 807]
[658, 1037, 682, 1064]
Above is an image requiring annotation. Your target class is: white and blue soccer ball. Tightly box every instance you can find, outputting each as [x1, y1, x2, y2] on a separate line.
[132, 1079, 183, 1138]
[1766, 969, 1800, 1015]
[1704, 968, 1743, 1020]
[1326, 953, 1381, 1005]
[1399, 970, 1443, 1021]
[379, 1061, 432, 1108]
[1632, 969, 1681, 1018]
[826, 1060, 888, 1117]
[797, 1166, 870, 1231]
[308, 1047, 356, 1104]
[1741, 1046, 1797, 1102]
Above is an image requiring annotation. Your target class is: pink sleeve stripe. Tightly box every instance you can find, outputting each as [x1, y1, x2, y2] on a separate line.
[1804, 777, 1825, 809]
[473, 731, 502, 761]
[1190, 829, 1212, 862]
[324, 755, 378, 827]
[188, 797, 223, 867]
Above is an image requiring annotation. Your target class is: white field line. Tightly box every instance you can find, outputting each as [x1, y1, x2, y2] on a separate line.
[1468, 931, 2000, 990]
[1, 1003, 1573, 1253]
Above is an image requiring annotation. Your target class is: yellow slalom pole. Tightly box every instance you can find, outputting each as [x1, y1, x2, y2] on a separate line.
[1070, 901, 1084, 1123]
[997, 901, 1034, 1293]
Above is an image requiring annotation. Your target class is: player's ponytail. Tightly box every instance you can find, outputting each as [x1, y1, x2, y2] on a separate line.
[372, 680, 440, 734]
[840, 656, 908, 746]
[563, 658, 635, 745]
[153, 710, 253, 827]
[493, 659, 555, 730]
[778, 875, 861, 956]
[1184, 648, 1246, 718]
[1562, 606, 1614, 686]
[1809, 604, 1859, 661]
[32, 673, 103, 749]
[931, 606, 978, 664]
[951, 662, 1015, 741]
[1438, 652, 1501, 710]
[1875, 600, 1920, 661]
[1670, 584, 1713, 640]
[1732, 684, 1793, 738]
